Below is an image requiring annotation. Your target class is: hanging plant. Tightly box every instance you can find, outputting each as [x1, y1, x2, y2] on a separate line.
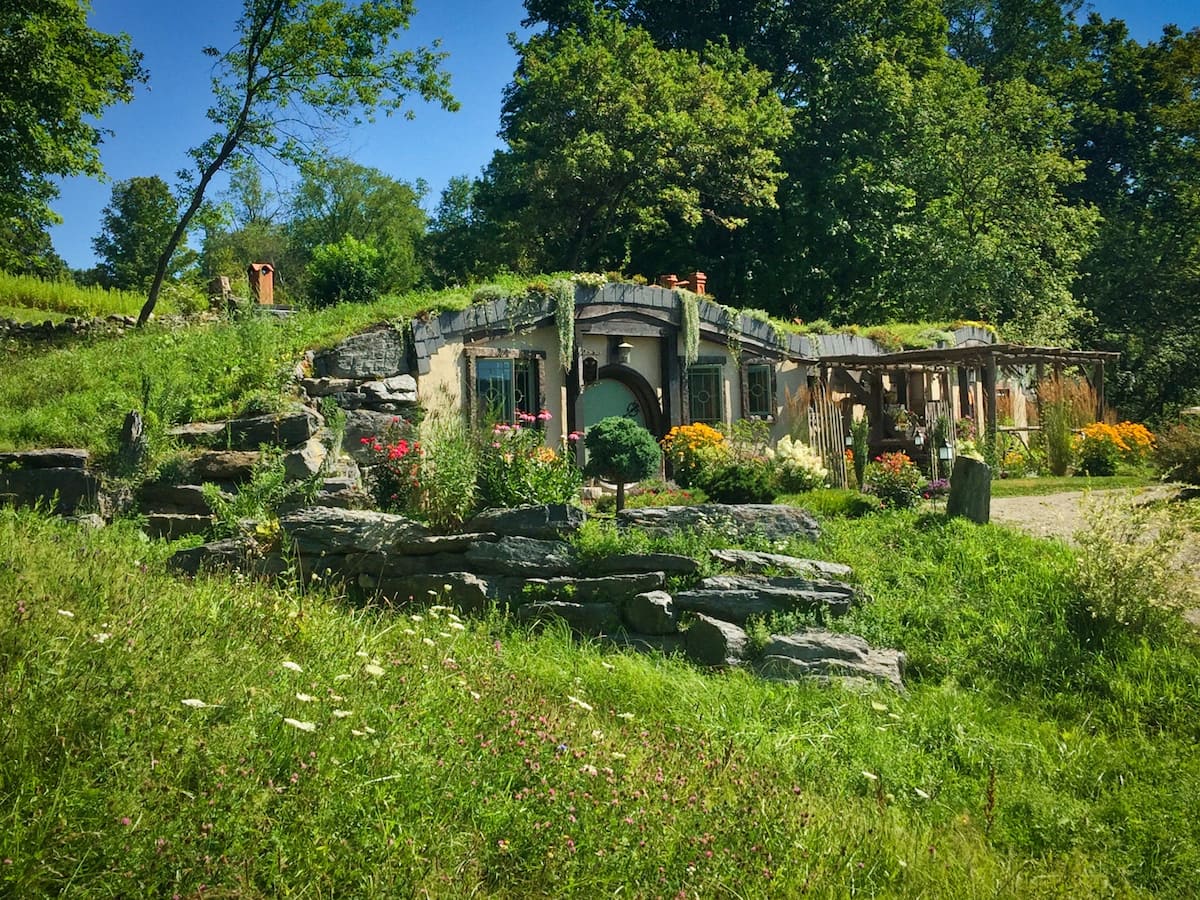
[553, 278, 575, 371]
[677, 288, 700, 366]
[719, 304, 742, 368]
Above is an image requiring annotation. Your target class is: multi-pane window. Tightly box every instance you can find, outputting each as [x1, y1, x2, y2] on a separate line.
[474, 357, 539, 423]
[688, 365, 723, 424]
[745, 363, 775, 419]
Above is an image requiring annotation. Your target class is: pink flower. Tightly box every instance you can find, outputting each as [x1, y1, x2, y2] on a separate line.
[537, 409, 552, 422]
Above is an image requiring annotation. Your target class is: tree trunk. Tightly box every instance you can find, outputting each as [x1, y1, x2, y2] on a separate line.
[615, 480, 626, 512]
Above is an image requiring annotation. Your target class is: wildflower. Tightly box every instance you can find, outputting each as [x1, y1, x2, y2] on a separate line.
[537, 409, 553, 422]
[862, 771, 879, 781]
[567, 695, 593, 712]
[363, 664, 385, 677]
[92, 632, 112, 643]
[295, 693, 317, 702]
[281, 661, 303, 673]
[914, 788, 931, 799]
[616, 712, 635, 721]
[448, 621, 465, 631]
[57, 609, 74, 618]
[332, 709, 353, 719]
[283, 718, 317, 732]
[181, 698, 217, 709]
[580, 764, 598, 777]
[333, 673, 351, 682]
[422, 637, 436, 647]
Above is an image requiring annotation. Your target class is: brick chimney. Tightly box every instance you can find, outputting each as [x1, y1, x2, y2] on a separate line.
[657, 273, 680, 290]
[684, 271, 707, 295]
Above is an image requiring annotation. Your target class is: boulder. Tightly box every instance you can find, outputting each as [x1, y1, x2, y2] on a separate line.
[617, 504, 821, 543]
[463, 504, 586, 540]
[145, 514, 213, 540]
[167, 538, 284, 577]
[673, 575, 855, 625]
[621, 590, 678, 635]
[709, 549, 852, 579]
[225, 406, 323, 449]
[395, 533, 500, 555]
[463, 536, 576, 576]
[138, 482, 225, 515]
[0, 448, 89, 469]
[685, 614, 749, 666]
[0, 467, 101, 515]
[524, 572, 665, 604]
[359, 374, 418, 406]
[515, 601, 620, 635]
[946, 456, 992, 525]
[283, 438, 327, 480]
[190, 451, 260, 482]
[280, 506, 430, 557]
[756, 631, 905, 690]
[299, 376, 356, 397]
[166, 423, 227, 446]
[590, 552, 701, 576]
[313, 327, 408, 379]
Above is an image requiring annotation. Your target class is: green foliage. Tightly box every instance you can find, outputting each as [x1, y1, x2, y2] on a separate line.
[850, 415, 870, 489]
[0, 271, 158, 318]
[583, 416, 661, 510]
[360, 420, 422, 514]
[698, 459, 777, 504]
[477, 13, 791, 272]
[552, 278, 574, 371]
[416, 411, 479, 532]
[92, 175, 190, 290]
[1072, 492, 1198, 639]
[478, 416, 581, 510]
[1155, 420, 1200, 485]
[138, 0, 457, 323]
[0, 0, 146, 235]
[863, 451, 926, 509]
[777, 488, 883, 519]
[676, 288, 700, 366]
[202, 447, 311, 538]
[591, 480, 706, 514]
[306, 235, 382, 307]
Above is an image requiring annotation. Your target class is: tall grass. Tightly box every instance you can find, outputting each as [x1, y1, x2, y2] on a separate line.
[0, 271, 161, 318]
[1038, 375, 1098, 476]
[3, 506, 1199, 896]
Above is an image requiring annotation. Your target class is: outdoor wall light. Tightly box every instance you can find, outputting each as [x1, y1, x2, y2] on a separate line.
[938, 445, 954, 461]
[617, 340, 634, 365]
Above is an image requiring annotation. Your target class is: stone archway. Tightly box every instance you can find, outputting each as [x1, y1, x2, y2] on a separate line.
[578, 364, 664, 437]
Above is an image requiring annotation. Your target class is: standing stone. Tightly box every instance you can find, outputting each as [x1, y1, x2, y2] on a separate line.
[621, 590, 678, 635]
[283, 438, 327, 480]
[118, 411, 148, 470]
[946, 456, 991, 524]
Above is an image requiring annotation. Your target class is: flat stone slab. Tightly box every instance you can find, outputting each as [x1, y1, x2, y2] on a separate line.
[709, 549, 852, 579]
[524, 572, 665, 604]
[226, 406, 323, 449]
[590, 552, 701, 575]
[361, 571, 498, 614]
[617, 504, 821, 543]
[359, 374, 418, 406]
[394, 533, 501, 555]
[145, 514, 213, 541]
[463, 536, 576, 576]
[673, 575, 855, 624]
[167, 539, 285, 578]
[167, 423, 226, 445]
[190, 451, 260, 482]
[0, 467, 101, 514]
[0, 448, 89, 469]
[464, 504, 585, 540]
[756, 630, 905, 691]
[300, 376, 357, 397]
[515, 601, 620, 635]
[138, 483, 226, 515]
[280, 506, 430, 557]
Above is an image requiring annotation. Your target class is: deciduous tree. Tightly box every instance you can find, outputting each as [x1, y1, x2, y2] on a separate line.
[136, 0, 456, 325]
[93, 176, 190, 289]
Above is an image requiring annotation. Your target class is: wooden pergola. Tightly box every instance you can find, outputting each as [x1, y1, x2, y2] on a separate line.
[817, 342, 1120, 453]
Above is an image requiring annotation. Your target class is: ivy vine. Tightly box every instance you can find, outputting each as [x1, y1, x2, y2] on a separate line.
[552, 278, 575, 371]
[718, 304, 742, 368]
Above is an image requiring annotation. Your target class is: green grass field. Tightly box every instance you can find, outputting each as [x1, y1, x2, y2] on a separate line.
[990, 474, 1159, 497]
[2, 506, 1197, 897]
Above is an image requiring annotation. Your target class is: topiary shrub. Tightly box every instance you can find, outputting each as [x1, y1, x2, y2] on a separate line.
[307, 235, 381, 307]
[700, 460, 777, 504]
[583, 416, 661, 512]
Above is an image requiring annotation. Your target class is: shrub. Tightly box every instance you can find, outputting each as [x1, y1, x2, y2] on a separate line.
[1073, 492, 1196, 638]
[1154, 419, 1200, 485]
[777, 488, 882, 518]
[660, 422, 728, 489]
[418, 412, 478, 531]
[478, 411, 581, 509]
[700, 459, 777, 504]
[583, 416, 661, 511]
[361, 420, 423, 514]
[766, 435, 828, 493]
[307, 235, 381, 307]
[1075, 421, 1154, 476]
[862, 452, 925, 509]
[592, 481, 706, 514]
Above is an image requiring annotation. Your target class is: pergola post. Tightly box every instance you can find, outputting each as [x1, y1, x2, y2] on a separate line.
[982, 353, 998, 439]
[1093, 361, 1106, 421]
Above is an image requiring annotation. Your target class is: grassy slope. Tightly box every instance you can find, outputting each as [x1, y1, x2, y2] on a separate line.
[2, 508, 1198, 897]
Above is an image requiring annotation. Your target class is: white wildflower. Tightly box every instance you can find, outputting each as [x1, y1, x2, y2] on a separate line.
[567, 695, 593, 712]
[422, 637, 435, 647]
[333, 673, 351, 682]
[355, 650, 369, 658]
[616, 712, 634, 721]
[914, 788, 931, 799]
[862, 771, 879, 781]
[57, 609, 74, 618]
[92, 632, 112, 643]
[332, 709, 353, 719]
[402, 628, 416, 635]
[283, 718, 316, 732]
[448, 621, 465, 631]
[580, 764, 598, 777]
[409, 615, 423, 623]
[180, 698, 216, 709]
[363, 663, 385, 677]
[281, 661, 303, 673]
[295, 693, 317, 702]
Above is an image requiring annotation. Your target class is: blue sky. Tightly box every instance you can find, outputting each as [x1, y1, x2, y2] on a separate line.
[48, 1, 1199, 269]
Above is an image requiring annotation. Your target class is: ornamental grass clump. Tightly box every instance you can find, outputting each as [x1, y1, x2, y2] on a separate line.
[862, 451, 925, 509]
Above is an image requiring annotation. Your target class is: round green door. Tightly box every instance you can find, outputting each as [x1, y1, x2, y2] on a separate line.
[581, 379, 644, 429]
